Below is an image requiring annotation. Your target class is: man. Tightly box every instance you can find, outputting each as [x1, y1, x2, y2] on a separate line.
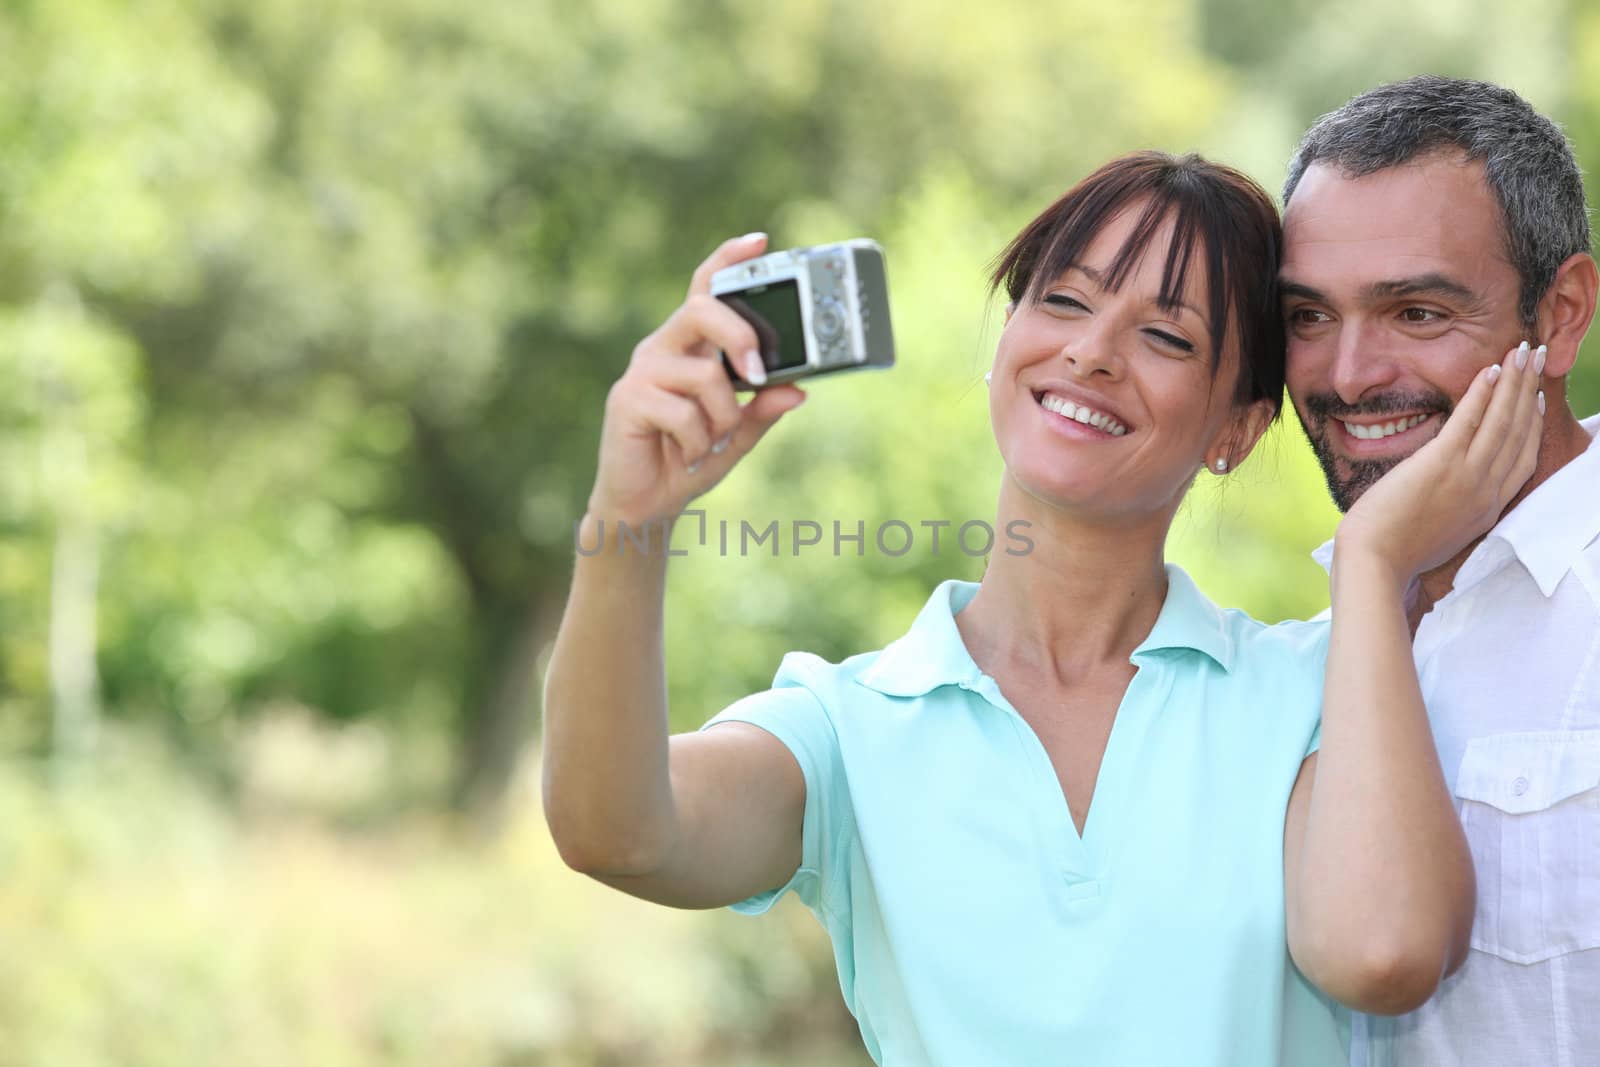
[1280, 75, 1600, 1065]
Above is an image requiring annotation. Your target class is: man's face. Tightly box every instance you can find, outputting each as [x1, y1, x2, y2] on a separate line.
[1281, 155, 1525, 511]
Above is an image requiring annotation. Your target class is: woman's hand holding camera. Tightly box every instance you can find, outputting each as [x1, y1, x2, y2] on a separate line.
[586, 233, 808, 528]
[1336, 340, 1545, 589]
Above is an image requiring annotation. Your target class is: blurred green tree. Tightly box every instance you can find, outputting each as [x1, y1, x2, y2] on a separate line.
[1, 0, 1595, 823]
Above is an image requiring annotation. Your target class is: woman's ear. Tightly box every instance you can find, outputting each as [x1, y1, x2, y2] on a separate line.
[1215, 398, 1278, 471]
[1536, 252, 1598, 378]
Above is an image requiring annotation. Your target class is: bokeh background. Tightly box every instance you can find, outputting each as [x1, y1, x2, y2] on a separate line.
[4, 1, 1600, 1064]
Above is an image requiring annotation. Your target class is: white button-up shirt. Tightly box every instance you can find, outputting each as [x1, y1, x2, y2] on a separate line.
[1314, 413, 1600, 1067]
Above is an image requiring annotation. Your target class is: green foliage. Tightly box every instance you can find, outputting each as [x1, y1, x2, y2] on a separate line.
[3, 0, 1597, 774]
[0, 728, 865, 1066]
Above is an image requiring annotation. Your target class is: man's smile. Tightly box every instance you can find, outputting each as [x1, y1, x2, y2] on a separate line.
[1332, 412, 1442, 457]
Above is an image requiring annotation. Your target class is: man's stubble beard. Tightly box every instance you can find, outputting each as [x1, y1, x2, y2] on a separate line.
[1293, 389, 1455, 513]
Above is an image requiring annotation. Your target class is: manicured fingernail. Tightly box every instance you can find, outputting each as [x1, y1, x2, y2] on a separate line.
[742, 231, 768, 243]
[711, 434, 732, 454]
[1487, 364, 1503, 384]
[1515, 341, 1530, 369]
[743, 351, 767, 386]
[1535, 345, 1548, 375]
[1538, 390, 1546, 414]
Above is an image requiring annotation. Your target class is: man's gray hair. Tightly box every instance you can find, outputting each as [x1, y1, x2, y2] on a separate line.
[1284, 75, 1591, 328]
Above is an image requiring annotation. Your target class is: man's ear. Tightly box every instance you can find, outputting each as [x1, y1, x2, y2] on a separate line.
[1216, 397, 1278, 471]
[1536, 252, 1598, 378]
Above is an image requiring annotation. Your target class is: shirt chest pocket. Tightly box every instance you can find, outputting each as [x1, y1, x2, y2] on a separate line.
[1453, 731, 1600, 965]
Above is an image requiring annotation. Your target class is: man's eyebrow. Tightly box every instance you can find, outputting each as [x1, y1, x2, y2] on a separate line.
[1278, 279, 1326, 303]
[1278, 273, 1480, 307]
[1364, 273, 1479, 304]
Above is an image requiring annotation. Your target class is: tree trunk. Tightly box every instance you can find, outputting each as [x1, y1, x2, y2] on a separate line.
[49, 518, 101, 781]
[451, 588, 564, 829]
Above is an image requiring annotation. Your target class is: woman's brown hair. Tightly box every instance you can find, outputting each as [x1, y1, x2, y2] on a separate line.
[990, 151, 1285, 414]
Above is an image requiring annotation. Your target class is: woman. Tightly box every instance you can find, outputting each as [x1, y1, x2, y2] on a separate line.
[542, 152, 1541, 1064]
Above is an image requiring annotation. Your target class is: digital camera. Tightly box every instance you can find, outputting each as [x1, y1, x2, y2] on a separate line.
[710, 239, 895, 388]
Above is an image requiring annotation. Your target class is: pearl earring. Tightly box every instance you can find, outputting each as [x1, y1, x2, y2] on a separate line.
[1213, 457, 1228, 473]
[983, 371, 992, 385]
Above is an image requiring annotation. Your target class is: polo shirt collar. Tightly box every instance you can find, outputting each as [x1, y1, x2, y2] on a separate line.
[855, 580, 984, 698]
[1312, 412, 1600, 599]
[855, 565, 1233, 699]
[1137, 565, 1235, 670]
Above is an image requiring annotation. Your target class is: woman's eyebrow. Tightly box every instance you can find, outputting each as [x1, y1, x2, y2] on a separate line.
[1069, 263, 1108, 289]
[1068, 262, 1206, 323]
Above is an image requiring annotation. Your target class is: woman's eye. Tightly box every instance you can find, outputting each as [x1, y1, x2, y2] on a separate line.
[1146, 329, 1194, 353]
[1043, 294, 1087, 311]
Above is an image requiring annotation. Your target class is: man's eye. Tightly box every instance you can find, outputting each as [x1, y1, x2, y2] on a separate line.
[1289, 307, 1330, 325]
[1401, 307, 1442, 324]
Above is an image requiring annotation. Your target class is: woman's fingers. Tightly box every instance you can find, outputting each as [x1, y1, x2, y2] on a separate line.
[678, 383, 807, 475]
[649, 352, 744, 451]
[731, 385, 807, 452]
[1464, 341, 1532, 471]
[641, 386, 714, 469]
[1451, 339, 1544, 509]
[1491, 343, 1542, 476]
[629, 292, 772, 460]
[689, 232, 769, 297]
[645, 293, 762, 370]
[1434, 355, 1500, 456]
[589, 232, 798, 524]
[1499, 357, 1545, 499]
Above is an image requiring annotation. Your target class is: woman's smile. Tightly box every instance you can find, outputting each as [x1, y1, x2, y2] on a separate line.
[1034, 388, 1130, 437]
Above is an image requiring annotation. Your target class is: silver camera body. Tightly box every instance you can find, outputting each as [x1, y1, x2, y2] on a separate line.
[710, 238, 895, 388]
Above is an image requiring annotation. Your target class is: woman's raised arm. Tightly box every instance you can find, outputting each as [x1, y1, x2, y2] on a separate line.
[541, 233, 810, 907]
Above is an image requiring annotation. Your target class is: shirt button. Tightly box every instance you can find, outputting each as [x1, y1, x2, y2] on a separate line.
[1511, 776, 1530, 797]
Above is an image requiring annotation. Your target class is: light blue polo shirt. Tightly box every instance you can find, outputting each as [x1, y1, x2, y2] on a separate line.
[702, 565, 1346, 1066]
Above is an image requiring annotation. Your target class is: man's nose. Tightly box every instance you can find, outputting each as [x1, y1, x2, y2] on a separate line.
[1327, 318, 1399, 405]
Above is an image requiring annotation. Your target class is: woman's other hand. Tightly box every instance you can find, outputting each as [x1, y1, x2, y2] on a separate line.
[1288, 341, 1541, 1014]
[587, 233, 808, 527]
[1334, 340, 1544, 588]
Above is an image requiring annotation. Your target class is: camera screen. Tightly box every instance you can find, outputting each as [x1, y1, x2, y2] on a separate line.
[719, 281, 807, 373]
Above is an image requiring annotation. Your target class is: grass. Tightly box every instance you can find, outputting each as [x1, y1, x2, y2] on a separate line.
[0, 719, 867, 1067]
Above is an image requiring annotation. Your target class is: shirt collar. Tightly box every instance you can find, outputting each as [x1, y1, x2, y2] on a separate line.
[1486, 412, 1600, 597]
[1311, 412, 1600, 599]
[855, 565, 1233, 699]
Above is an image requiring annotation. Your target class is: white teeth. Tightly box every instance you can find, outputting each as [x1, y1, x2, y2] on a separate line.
[1038, 393, 1127, 436]
[1340, 413, 1429, 440]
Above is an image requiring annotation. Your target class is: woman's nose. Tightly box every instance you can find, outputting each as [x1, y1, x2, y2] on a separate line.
[1061, 322, 1122, 379]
